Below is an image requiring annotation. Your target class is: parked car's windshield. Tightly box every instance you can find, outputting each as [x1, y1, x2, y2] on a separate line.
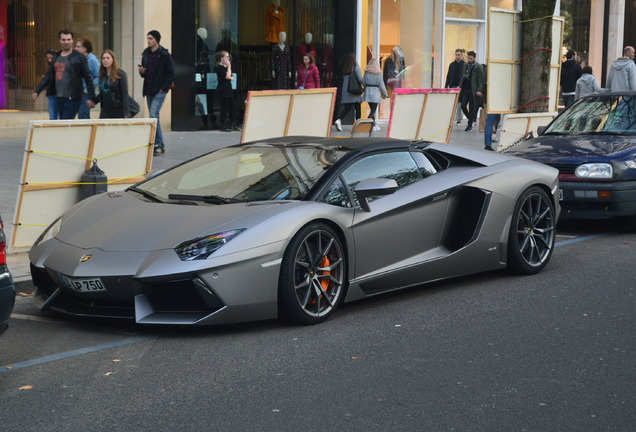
[546, 95, 636, 135]
[136, 145, 349, 202]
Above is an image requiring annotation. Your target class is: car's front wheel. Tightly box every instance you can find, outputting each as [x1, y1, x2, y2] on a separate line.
[278, 223, 346, 324]
[507, 186, 556, 275]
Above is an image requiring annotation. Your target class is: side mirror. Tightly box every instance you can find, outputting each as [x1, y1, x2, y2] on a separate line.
[355, 178, 398, 212]
[536, 125, 547, 136]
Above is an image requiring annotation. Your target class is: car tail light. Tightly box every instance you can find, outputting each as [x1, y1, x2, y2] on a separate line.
[598, 191, 611, 199]
[0, 222, 6, 265]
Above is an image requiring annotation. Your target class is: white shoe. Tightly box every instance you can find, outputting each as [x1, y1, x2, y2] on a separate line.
[334, 119, 342, 132]
[372, 125, 381, 132]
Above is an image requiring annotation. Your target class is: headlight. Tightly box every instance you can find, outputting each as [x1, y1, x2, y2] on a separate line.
[575, 163, 613, 179]
[174, 229, 246, 261]
[34, 217, 63, 247]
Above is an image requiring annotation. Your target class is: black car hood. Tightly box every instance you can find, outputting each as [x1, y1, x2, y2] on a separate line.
[507, 134, 636, 164]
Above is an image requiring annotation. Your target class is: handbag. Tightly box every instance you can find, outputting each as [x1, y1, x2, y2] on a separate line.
[348, 70, 364, 95]
[128, 97, 140, 117]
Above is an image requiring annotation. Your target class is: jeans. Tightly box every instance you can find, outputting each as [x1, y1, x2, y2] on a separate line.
[147, 91, 167, 148]
[460, 90, 475, 125]
[77, 92, 92, 119]
[484, 114, 501, 148]
[562, 94, 575, 108]
[57, 97, 82, 120]
[47, 96, 59, 120]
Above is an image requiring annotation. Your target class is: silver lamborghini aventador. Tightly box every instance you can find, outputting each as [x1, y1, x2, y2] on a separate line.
[29, 136, 560, 326]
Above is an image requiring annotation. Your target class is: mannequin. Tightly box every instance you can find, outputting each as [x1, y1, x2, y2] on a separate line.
[196, 27, 211, 59]
[195, 27, 213, 129]
[297, 32, 317, 67]
[265, 0, 286, 43]
[271, 31, 291, 89]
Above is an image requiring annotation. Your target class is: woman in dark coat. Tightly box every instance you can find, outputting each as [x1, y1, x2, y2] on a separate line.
[333, 53, 363, 131]
[92, 49, 130, 118]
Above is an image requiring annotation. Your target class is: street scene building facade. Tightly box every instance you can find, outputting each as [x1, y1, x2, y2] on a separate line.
[0, 0, 629, 132]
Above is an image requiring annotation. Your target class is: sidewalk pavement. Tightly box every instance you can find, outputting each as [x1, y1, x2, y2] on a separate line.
[0, 118, 487, 289]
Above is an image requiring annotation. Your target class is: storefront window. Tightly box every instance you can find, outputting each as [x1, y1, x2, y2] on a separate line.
[2, 0, 109, 110]
[192, 0, 335, 128]
[488, 0, 515, 9]
[443, 23, 479, 82]
[446, 0, 485, 20]
[560, 0, 591, 66]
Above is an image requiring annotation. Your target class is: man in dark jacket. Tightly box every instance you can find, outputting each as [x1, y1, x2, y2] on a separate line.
[32, 29, 95, 119]
[560, 50, 582, 108]
[460, 51, 484, 132]
[445, 48, 466, 125]
[139, 30, 175, 155]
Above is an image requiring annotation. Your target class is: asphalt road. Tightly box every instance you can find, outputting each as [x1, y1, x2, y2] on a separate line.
[1, 224, 634, 431]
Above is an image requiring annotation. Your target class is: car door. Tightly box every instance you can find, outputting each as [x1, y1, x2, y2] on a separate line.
[341, 150, 451, 293]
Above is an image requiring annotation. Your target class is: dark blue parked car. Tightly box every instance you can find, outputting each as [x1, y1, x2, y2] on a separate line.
[506, 92, 636, 224]
[1, 214, 16, 336]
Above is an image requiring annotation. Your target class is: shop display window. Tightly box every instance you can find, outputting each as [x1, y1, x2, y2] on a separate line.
[1, 0, 108, 110]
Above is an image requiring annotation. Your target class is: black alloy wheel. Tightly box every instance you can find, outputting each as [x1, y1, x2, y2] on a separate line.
[278, 223, 346, 324]
[507, 186, 556, 275]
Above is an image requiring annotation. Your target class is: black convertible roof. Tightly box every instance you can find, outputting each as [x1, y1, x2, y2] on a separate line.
[245, 135, 426, 154]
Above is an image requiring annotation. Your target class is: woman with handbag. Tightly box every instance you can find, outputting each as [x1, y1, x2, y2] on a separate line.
[89, 49, 132, 118]
[333, 53, 363, 131]
[362, 58, 388, 131]
[295, 53, 320, 89]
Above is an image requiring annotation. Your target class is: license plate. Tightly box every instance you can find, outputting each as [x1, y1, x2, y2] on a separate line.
[558, 189, 563, 201]
[62, 276, 107, 292]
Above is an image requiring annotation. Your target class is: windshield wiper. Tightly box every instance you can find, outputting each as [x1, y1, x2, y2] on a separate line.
[167, 193, 243, 204]
[128, 186, 163, 202]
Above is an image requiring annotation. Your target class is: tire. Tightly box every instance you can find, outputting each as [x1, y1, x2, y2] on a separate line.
[278, 223, 346, 324]
[507, 186, 556, 275]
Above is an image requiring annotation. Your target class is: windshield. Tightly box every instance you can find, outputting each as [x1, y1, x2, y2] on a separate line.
[135, 145, 349, 202]
[546, 95, 636, 135]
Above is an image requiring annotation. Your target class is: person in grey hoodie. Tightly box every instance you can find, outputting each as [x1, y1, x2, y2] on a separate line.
[606, 46, 636, 92]
[575, 66, 603, 100]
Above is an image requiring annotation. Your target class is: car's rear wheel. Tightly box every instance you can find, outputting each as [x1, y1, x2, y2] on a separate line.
[507, 186, 556, 275]
[279, 223, 346, 324]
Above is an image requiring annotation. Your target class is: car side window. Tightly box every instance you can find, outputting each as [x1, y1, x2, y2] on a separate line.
[341, 151, 424, 206]
[410, 151, 438, 177]
[321, 177, 352, 207]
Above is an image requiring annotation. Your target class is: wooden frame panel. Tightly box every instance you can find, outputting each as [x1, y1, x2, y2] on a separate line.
[387, 88, 459, 143]
[241, 88, 337, 143]
[11, 119, 157, 249]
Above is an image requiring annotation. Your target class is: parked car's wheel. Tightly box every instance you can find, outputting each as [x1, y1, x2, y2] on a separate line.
[507, 186, 556, 275]
[279, 223, 346, 324]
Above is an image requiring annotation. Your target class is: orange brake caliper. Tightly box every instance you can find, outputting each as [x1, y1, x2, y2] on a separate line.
[319, 256, 331, 292]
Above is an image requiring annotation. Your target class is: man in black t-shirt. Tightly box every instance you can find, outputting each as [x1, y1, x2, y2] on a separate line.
[32, 29, 95, 119]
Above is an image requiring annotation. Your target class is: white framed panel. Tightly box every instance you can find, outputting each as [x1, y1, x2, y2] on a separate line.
[387, 93, 426, 140]
[388, 89, 459, 143]
[419, 93, 458, 142]
[488, 8, 564, 114]
[241, 94, 291, 142]
[241, 88, 337, 143]
[12, 119, 157, 249]
[498, 112, 557, 151]
[288, 92, 335, 137]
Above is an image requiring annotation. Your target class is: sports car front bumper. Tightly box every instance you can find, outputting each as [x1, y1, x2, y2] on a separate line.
[30, 239, 284, 325]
